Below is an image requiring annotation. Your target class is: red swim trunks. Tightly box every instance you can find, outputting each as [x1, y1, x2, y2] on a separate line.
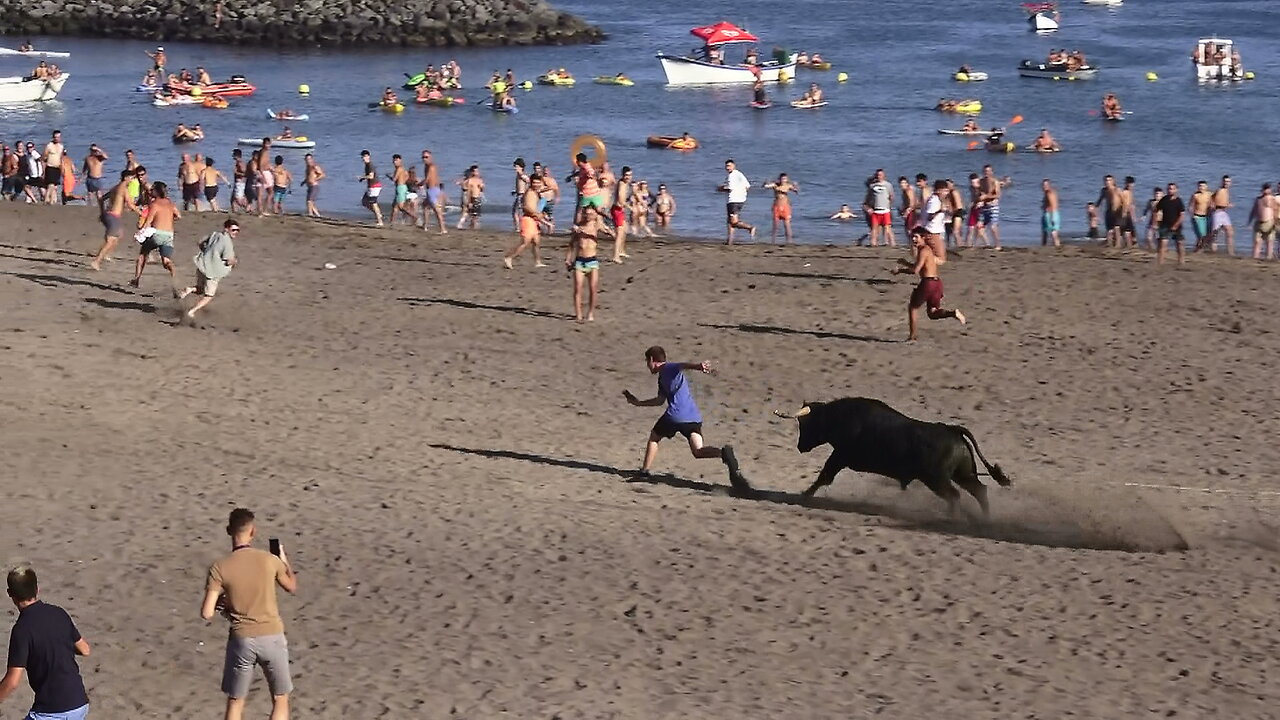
[870, 210, 892, 227]
[610, 205, 625, 228]
[904, 210, 918, 232]
[773, 203, 792, 221]
[909, 277, 943, 311]
[966, 205, 979, 228]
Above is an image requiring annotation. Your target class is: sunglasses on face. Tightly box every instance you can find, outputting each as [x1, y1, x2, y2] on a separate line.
[228, 227, 240, 233]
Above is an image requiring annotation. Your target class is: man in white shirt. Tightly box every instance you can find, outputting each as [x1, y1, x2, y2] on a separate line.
[719, 159, 756, 245]
[919, 179, 949, 263]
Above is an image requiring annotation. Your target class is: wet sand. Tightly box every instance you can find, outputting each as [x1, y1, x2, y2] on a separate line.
[1, 203, 1277, 718]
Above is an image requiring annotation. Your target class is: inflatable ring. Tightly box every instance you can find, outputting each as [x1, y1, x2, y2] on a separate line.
[570, 134, 607, 169]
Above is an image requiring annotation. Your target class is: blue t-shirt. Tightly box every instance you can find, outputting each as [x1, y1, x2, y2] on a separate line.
[6, 601, 88, 714]
[657, 362, 702, 424]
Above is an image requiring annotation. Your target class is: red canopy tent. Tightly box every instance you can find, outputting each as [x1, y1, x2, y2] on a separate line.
[690, 21, 760, 46]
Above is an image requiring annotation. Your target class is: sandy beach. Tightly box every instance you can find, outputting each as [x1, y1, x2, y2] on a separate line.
[0, 202, 1277, 718]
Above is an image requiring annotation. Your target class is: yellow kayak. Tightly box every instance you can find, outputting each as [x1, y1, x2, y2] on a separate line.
[594, 76, 634, 86]
[538, 74, 576, 86]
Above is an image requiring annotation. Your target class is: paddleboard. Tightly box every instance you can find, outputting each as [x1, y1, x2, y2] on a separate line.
[267, 109, 310, 121]
[1103, 115, 1125, 122]
[237, 137, 316, 149]
[490, 104, 519, 114]
[790, 100, 829, 109]
[750, 101, 772, 109]
[938, 127, 1003, 135]
[1024, 147, 1062, 154]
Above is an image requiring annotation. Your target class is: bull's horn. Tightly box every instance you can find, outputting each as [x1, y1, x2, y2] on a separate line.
[772, 406, 810, 419]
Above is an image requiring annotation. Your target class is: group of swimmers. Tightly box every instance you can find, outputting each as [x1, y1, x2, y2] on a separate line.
[1045, 48, 1089, 69]
[172, 124, 206, 143]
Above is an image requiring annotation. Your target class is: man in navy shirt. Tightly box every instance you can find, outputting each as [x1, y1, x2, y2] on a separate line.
[623, 345, 749, 491]
[0, 566, 91, 720]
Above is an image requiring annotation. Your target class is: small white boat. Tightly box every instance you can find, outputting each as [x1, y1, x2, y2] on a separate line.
[0, 46, 71, 102]
[1019, 61, 1097, 80]
[658, 21, 798, 85]
[237, 137, 316, 149]
[1192, 37, 1249, 81]
[1029, 11, 1060, 32]
[1081, 0, 1122, 5]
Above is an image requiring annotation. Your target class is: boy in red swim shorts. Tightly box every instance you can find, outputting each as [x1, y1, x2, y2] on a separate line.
[893, 227, 966, 341]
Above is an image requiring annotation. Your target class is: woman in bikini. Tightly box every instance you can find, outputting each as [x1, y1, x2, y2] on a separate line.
[653, 184, 676, 229]
[565, 205, 615, 323]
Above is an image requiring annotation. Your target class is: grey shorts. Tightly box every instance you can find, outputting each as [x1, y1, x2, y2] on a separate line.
[222, 633, 292, 699]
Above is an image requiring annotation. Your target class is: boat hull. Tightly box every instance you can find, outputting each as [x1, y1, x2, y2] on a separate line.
[1028, 12, 1059, 32]
[658, 54, 799, 85]
[1194, 62, 1243, 81]
[0, 73, 68, 102]
[1019, 64, 1097, 80]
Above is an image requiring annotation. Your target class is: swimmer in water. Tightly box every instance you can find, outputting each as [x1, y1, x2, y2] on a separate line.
[1030, 129, 1060, 152]
[829, 204, 857, 221]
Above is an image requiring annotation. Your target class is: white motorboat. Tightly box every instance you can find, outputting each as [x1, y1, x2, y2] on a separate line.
[658, 21, 798, 85]
[0, 46, 71, 102]
[1028, 11, 1060, 32]
[1019, 60, 1098, 79]
[1192, 37, 1249, 81]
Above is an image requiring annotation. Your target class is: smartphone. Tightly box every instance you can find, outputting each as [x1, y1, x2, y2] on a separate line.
[268, 538, 282, 557]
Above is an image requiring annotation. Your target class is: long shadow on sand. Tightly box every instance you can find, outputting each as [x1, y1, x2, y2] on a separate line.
[428, 444, 1180, 552]
[400, 296, 565, 319]
[9, 272, 131, 295]
[746, 271, 895, 285]
[83, 297, 156, 314]
[701, 322, 897, 344]
[0, 251, 82, 269]
[376, 256, 488, 269]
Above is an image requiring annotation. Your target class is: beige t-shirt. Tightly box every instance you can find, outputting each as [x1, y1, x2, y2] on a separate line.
[207, 547, 288, 638]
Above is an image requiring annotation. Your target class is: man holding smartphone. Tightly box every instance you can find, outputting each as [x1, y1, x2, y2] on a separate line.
[201, 508, 297, 720]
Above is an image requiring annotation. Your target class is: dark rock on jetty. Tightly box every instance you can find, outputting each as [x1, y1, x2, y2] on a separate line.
[5, 0, 603, 48]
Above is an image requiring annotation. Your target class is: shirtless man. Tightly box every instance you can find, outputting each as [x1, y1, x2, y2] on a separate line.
[82, 143, 108, 205]
[893, 227, 965, 341]
[417, 149, 445, 233]
[565, 205, 615, 322]
[132, 181, 180, 291]
[388, 154, 415, 225]
[1246, 183, 1278, 260]
[231, 148, 248, 213]
[573, 152, 606, 224]
[41, 130, 65, 204]
[1211, 175, 1234, 255]
[271, 156, 292, 215]
[504, 175, 546, 269]
[179, 153, 205, 211]
[610, 165, 633, 262]
[195, 66, 213, 86]
[976, 165, 1002, 249]
[536, 164, 559, 235]
[1041, 178, 1060, 247]
[146, 47, 167, 76]
[1118, 176, 1137, 248]
[1101, 93, 1123, 120]
[457, 166, 482, 229]
[201, 158, 228, 212]
[1031, 129, 1060, 152]
[1188, 180, 1213, 251]
[946, 179, 966, 247]
[764, 173, 799, 243]
[897, 176, 918, 235]
[302, 153, 325, 218]
[1095, 174, 1123, 247]
[89, 169, 139, 271]
[510, 158, 529, 232]
[358, 149, 384, 227]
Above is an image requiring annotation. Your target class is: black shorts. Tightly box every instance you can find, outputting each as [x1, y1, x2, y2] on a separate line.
[726, 201, 745, 220]
[652, 416, 702, 440]
[44, 167, 62, 185]
[1120, 217, 1135, 234]
[183, 182, 200, 202]
[1158, 226, 1184, 242]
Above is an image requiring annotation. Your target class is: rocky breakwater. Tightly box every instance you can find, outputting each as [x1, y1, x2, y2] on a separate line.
[4, 0, 603, 47]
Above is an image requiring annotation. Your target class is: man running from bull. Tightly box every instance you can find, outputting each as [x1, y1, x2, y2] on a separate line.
[893, 226, 966, 341]
[623, 346, 749, 492]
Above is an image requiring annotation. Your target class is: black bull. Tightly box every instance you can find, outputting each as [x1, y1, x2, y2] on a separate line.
[775, 397, 1011, 516]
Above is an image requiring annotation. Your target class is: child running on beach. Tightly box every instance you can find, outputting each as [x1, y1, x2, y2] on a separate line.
[622, 346, 748, 491]
[893, 227, 966, 341]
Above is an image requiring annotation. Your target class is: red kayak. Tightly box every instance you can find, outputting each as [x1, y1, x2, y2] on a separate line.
[167, 80, 257, 97]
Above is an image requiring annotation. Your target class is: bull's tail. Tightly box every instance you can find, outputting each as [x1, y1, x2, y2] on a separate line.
[953, 425, 1012, 487]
